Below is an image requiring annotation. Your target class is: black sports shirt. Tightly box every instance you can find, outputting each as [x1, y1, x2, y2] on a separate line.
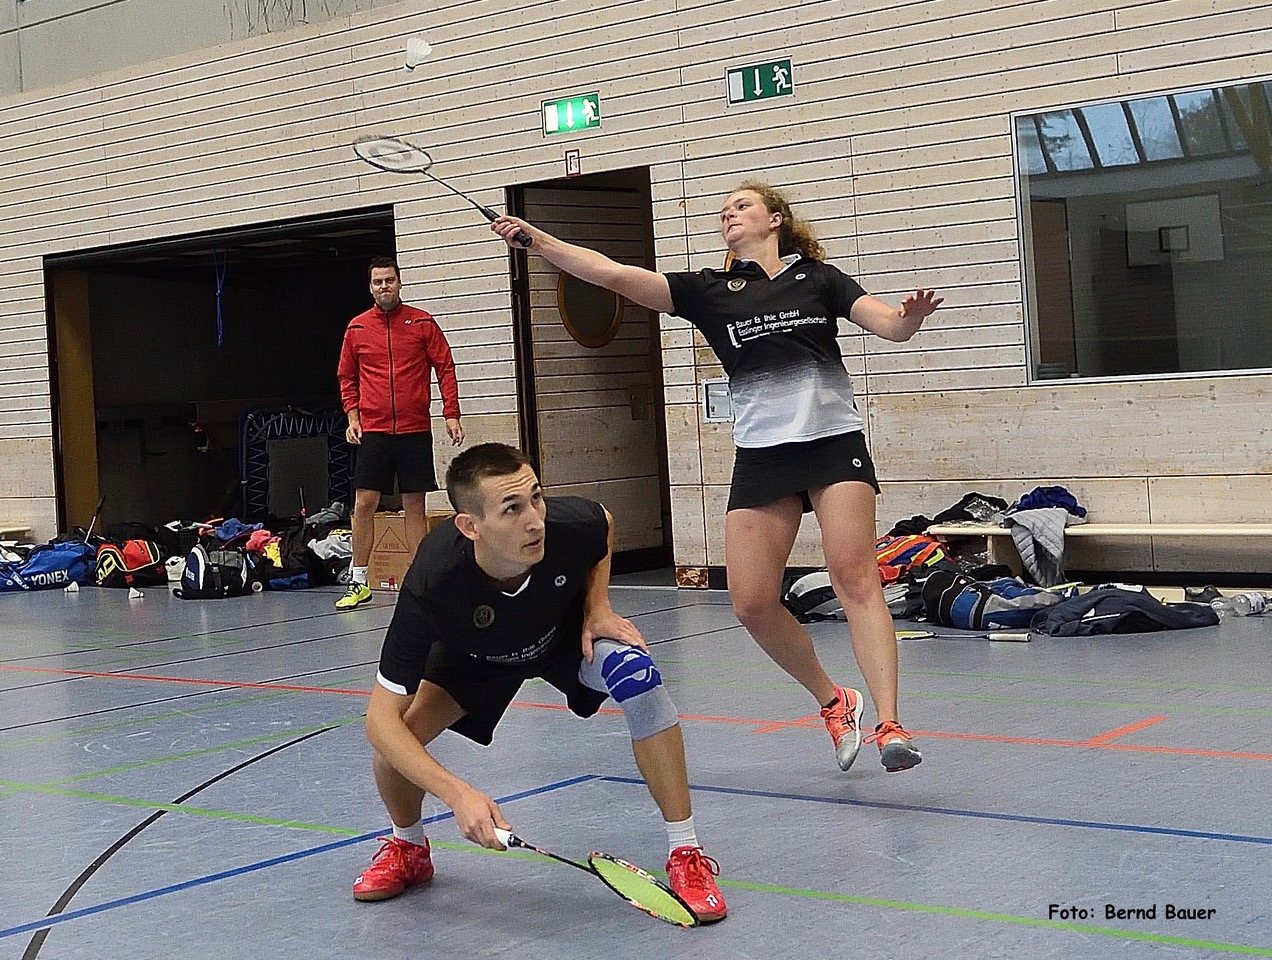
[376, 496, 609, 695]
[666, 257, 868, 448]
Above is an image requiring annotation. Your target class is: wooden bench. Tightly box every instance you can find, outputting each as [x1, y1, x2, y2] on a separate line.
[925, 521, 1272, 572]
[0, 524, 33, 540]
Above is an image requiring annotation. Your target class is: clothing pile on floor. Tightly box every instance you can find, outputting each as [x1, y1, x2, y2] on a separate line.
[0, 504, 353, 599]
[783, 486, 1220, 637]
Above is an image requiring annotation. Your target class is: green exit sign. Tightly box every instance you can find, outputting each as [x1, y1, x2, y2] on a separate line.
[726, 59, 795, 105]
[542, 93, 601, 136]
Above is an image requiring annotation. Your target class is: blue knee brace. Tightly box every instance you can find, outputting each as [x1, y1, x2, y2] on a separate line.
[580, 640, 679, 741]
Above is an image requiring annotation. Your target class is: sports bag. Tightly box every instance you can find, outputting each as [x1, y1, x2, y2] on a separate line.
[922, 570, 1067, 630]
[95, 540, 167, 588]
[0, 541, 96, 591]
[875, 534, 948, 585]
[781, 571, 844, 622]
[173, 544, 259, 599]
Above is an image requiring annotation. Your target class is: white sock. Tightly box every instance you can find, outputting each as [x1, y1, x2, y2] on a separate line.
[392, 820, 425, 845]
[666, 815, 699, 855]
[351, 566, 369, 586]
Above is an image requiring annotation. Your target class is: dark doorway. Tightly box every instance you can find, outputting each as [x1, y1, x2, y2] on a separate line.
[45, 208, 395, 530]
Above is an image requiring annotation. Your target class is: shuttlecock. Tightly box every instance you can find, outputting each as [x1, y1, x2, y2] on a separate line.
[403, 36, 432, 71]
[128, 587, 143, 599]
[64, 581, 80, 593]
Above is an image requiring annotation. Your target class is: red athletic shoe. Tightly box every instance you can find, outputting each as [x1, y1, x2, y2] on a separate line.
[353, 837, 435, 902]
[820, 685, 865, 771]
[865, 720, 923, 772]
[666, 846, 728, 923]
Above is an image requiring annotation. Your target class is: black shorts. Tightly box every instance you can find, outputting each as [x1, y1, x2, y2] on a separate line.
[421, 636, 608, 746]
[727, 430, 880, 513]
[353, 431, 437, 495]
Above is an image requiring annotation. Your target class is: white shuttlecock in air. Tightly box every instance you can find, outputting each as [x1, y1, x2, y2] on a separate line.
[128, 587, 143, 599]
[403, 36, 432, 71]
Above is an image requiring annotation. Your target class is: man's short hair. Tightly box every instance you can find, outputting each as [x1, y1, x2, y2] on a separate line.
[367, 256, 401, 281]
[445, 442, 533, 516]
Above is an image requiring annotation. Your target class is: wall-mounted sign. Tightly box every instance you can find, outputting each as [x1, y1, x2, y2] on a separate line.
[543, 94, 600, 136]
[726, 59, 794, 105]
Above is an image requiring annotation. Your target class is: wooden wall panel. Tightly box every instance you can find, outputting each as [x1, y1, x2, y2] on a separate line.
[0, 0, 1266, 567]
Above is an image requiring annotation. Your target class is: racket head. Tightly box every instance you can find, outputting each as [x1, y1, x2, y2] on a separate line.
[588, 852, 699, 928]
[352, 135, 435, 173]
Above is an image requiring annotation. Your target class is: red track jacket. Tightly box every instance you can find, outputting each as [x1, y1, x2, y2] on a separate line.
[337, 302, 460, 435]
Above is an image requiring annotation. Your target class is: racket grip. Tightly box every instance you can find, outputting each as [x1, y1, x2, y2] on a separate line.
[493, 827, 515, 848]
[513, 230, 534, 248]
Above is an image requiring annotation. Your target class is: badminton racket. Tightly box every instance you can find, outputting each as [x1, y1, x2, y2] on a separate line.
[493, 828, 698, 927]
[352, 135, 533, 247]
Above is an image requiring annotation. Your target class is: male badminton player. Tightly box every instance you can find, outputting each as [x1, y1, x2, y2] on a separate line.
[336, 256, 465, 610]
[353, 442, 728, 922]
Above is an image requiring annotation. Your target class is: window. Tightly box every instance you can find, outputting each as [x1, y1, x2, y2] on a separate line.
[1015, 81, 1272, 380]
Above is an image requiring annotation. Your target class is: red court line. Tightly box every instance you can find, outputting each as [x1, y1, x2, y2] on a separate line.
[0, 663, 368, 696]
[7, 663, 1270, 762]
[1084, 715, 1168, 745]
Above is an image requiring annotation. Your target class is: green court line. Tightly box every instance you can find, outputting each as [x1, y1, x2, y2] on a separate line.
[0, 777, 1262, 954]
[0, 779, 362, 835]
[709, 878, 1272, 956]
[26, 717, 366, 789]
[0, 675, 372, 753]
[437, 844, 1269, 955]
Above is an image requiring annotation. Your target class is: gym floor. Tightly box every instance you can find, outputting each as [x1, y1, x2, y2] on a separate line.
[2, 579, 1269, 959]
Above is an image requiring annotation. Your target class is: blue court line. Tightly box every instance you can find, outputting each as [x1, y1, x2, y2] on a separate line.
[600, 777, 1272, 847]
[0, 774, 598, 941]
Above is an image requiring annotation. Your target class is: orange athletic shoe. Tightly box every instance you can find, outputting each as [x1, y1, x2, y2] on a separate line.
[666, 846, 728, 923]
[819, 685, 865, 770]
[353, 837, 435, 902]
[866, 720, 923, 772]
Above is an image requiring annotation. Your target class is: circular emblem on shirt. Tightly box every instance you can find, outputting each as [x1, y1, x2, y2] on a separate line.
[555, 575, 567, 587]
[727, 278, 747, 292]
[795, 273, 807, 280]
[853, 458, 863, 468]
[473, 605, 496, 629]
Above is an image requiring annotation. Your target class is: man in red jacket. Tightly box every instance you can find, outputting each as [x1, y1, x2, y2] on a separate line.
[336, 256, 464, 609]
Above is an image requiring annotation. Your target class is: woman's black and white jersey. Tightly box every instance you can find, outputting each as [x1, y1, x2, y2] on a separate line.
[666, 256, 868, 448]
[376, 496, 609, 696]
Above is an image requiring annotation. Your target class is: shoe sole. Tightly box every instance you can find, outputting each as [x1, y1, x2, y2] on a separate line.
[694, 907, 728, 923]
[880, 742, 923, 772]
[335, 594, 372, 611]
[353, 886, 405, 902]
[834, 689, 865, 771]
[353, 867, 434, 902]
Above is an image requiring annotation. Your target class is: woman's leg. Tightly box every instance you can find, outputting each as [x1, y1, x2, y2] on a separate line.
[810, 480, 921, 770]
[808, 480, 897, 720]
[725, 496, 837, 707]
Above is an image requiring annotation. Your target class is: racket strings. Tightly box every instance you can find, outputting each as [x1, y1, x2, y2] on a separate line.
[588, 854, 698, 927]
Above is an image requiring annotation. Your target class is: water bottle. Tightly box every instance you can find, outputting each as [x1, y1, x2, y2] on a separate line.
[1231, 592, 1269, 617]
[1211, 598, 1236, 620]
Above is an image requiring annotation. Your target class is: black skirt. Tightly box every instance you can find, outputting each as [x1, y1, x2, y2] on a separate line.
[727, 430, 880, 513]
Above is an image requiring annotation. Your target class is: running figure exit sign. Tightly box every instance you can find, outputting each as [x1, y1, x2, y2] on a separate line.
[542, 94, 601, 135]
[726, 59, 795, 104]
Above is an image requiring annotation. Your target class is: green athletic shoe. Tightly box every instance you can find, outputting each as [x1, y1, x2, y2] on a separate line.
[335, 582, 372, 610]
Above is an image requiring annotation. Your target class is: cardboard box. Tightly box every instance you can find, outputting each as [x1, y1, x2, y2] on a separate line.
[368, 512, 412, 592]
[367, 509, 455, 591]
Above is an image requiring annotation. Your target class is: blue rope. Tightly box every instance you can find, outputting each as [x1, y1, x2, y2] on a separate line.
[213, 250, 228, 346]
